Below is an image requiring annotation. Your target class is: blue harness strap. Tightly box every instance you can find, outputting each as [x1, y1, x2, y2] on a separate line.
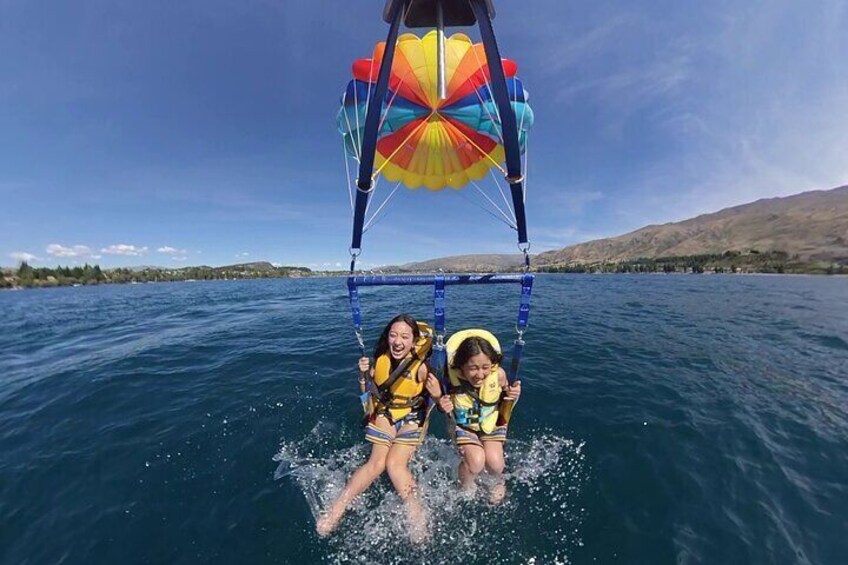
[347, 276, 366, 358]
[350, 0, 407, 252]
[346, 273, 532, 390]
[517, 273, 533, 332]
[431, 274, 448, 393]
[348, 275, 370, 408]
[470, 0, 528, 246]
[433, 274, 446, 335]
[508, 273, 534, 384]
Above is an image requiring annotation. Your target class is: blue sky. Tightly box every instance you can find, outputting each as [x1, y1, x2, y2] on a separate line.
[2, 0, 847, 269]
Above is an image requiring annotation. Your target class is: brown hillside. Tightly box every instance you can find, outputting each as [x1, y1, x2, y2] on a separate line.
[535, 186, 848, 266]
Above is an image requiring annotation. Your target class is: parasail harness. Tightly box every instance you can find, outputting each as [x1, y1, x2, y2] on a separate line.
[345, 0, 534, 409]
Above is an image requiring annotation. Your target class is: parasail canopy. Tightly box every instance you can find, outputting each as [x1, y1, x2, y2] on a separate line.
[339, 31, 534, 191]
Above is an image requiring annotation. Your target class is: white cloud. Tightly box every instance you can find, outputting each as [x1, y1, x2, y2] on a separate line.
[10, 251, 39, 263]
[235, 252, 250, 258]
[101, 244, 149, 256]
[171, 256, 188, 262]
[46, 244, 93, 257]
[157, 246, 184, 254]
[539, 14, 634, 74]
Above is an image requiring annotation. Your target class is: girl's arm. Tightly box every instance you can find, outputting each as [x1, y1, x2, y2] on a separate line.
[418, 363, 443, 400]
[500, 368, 521, 402]
[358, 357, 372, 393]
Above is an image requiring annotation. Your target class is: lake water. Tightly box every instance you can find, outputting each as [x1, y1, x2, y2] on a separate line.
[1, 275, 846, 564]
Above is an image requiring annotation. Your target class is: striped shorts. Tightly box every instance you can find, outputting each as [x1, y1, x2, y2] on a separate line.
[365, 404, 433, 447]
[454, 424, 508, 447]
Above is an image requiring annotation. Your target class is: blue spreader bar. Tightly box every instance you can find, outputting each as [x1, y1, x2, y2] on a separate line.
[348, 274, 531, 287]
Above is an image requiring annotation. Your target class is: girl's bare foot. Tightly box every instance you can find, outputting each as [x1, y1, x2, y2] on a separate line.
[488, 481, 506, 505]
[406, 499, 430, 544]
[315, 505, 344, 537]
[459, 479, 478, 499]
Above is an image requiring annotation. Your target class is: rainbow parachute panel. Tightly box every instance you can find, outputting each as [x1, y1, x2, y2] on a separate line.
[338, 31, 534, 190]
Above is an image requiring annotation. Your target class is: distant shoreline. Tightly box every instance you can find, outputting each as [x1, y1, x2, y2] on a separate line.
[4, 251, 846, 291]
[3, 268, 845, 292]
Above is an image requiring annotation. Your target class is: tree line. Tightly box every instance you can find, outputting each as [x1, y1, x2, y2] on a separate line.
[2, 262, 313, 289]
[536, 251, 847, 275]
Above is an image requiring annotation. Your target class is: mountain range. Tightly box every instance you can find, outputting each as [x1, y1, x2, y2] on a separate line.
[394, 185, 848, 272]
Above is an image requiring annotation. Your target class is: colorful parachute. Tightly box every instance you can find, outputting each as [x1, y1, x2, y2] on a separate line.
[338, 31, 534, 191]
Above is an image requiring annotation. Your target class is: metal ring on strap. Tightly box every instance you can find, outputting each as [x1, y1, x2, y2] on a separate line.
[514, 327, 526, 344]
[355, 178, 376, 193]
[348, 247, 361, 273]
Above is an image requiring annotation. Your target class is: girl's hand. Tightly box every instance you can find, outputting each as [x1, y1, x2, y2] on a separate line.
[438, 396, 454, 413]
[358, 357, 370, 375]
[505, 380, 521, 402]
[425, 374, 442, 399]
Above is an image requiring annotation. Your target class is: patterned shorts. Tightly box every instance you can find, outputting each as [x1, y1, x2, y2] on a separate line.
[365, 403, 433, 447]
[454, 424, 508, 447]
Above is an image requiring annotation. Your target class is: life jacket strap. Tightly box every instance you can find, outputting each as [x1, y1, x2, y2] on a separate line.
[375, 355, 417, 394]
[452, 381, 501, 407]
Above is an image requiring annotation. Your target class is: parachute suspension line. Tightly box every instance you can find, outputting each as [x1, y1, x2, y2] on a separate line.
[341, 92, 362, 162]
[456, 189, 513, 230]
[447, 122, 507, 175]
[521, 135, 530, 205]
[512, 75, 531, 162]
[487, 167, 518, 224]
[516, 75, 531, 209]
[351, 0, 406, 251]
[377, 67, 415, 132]
[468, 178, 518, 229]
[363, 180, 403, 233]
[516, 79, 530, 134]
[378, 84, 402, 132]
[371, 118, 429, 179]
[469, 41, 503, 131]
[352, 62, 364, 162]
[439, 36, 507, 145]
[470, 77, 505, 145]
[362, 55, 377, 139]
[344, 145, 356, 212]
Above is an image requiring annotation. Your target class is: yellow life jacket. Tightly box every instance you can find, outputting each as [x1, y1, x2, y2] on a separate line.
[368, 322, 433, 423]
[446, 329, 503, 434]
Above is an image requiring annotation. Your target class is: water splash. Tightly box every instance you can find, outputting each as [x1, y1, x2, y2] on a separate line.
[274, 425, 587, 564]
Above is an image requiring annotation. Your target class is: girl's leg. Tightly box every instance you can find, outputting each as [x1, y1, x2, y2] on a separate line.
[315, 418, 394, 536]
[386, 425, 428, 543]
[458, 444, 486, 491]
[483, 441, 507, 504]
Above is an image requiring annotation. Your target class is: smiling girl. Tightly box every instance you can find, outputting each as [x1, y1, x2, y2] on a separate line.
[316, 314, 441, 542]
[438, 329, 521, 504]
